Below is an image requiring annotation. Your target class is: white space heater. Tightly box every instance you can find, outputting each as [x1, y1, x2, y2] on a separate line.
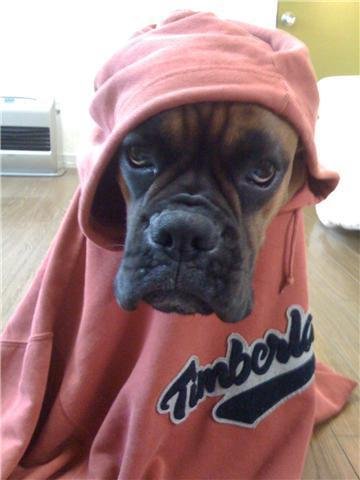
[0, 96, 65, 176]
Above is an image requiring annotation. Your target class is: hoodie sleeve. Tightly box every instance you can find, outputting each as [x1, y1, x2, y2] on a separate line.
[1, 191, 85, 478]
[1, 333, 54, 478]
[1, 251, 53, 477]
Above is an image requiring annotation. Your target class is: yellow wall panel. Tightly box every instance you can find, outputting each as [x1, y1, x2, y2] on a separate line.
[277, 1, 359, 79]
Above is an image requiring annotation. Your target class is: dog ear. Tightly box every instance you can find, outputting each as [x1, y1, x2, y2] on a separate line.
[91, 154, 127, 246]
[287, 142, 307, 201]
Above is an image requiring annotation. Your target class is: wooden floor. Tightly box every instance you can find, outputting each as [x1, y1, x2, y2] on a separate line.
[1, 170, 359, 478]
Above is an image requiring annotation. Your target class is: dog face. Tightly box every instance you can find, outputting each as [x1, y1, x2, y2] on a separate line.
[113, 102, 304, 322]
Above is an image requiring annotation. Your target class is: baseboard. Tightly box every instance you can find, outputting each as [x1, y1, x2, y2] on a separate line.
[62, 154, 77, 168]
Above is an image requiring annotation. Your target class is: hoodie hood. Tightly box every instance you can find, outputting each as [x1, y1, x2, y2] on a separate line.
[77, 10, 339, 250]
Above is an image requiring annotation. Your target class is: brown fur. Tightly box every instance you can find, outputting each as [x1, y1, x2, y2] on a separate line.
[114, 102, 306, 322]
[120, 103, 304, 256]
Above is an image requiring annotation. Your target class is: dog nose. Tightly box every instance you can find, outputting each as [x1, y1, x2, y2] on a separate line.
[148, 210, 220, 261]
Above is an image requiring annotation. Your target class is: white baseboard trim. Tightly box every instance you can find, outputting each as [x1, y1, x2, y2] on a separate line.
[62, 154, 77, 168]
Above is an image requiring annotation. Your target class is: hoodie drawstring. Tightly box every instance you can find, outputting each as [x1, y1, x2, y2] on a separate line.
[280, 208, 301, 294]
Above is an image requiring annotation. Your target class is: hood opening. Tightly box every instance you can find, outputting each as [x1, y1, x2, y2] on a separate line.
[91, 155, 126, 248]
[78, 10, 339, 250]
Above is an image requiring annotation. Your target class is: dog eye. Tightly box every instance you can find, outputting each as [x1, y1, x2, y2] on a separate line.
[246, 163, 276, 187]
[127, 146, 154, 168]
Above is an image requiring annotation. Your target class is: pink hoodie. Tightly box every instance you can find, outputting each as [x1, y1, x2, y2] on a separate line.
[1, 11, 356, 479]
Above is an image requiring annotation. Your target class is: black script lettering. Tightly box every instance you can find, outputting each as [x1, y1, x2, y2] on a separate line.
[191, 361, 231, 407]
[252, 342, 274, 375]
[301, 314, 314, 352]
[158, 305, 315, 426]
[189, 381, 198, 409]
[266, 333, 291, 364]
[159, 358, 197, 421]
[288, 309, 304, 358]
[228, 339, 251, 386]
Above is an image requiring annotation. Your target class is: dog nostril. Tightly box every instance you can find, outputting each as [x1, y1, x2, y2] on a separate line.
[162, 232, 173, 248]
[191, 237, 200, 250]
[191, 236, 208, 251]
[153, 229, 173, 248]
[149, 211, 220, 259]
[192, 233, 219, 252]
[141, 215, 150, 228]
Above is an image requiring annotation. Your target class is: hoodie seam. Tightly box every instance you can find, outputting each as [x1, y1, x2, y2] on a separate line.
[115, 66, 285, 128]
[127, 65, 283, 92]
[58, 393, 93, 438]
[264, 47, 294, 116]
[1, 333, 54, 346]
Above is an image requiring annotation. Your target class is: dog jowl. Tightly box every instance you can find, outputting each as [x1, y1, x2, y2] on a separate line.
[113, 102, 304, 323]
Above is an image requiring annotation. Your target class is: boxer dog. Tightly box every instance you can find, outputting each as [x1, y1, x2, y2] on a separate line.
[113, 102, 305, 323]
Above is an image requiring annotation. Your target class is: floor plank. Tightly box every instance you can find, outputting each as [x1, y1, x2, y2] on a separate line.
[303, 423, 358, 479]
[1, 170, 79, 326]
[303, 206, 359, 479]
[337, 436, 360, 477]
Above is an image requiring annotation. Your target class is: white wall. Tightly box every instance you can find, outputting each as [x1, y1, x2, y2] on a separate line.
[1, 0, 277, 165]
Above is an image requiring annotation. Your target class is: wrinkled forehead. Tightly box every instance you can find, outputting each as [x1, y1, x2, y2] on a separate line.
[123, 102, 298, 158]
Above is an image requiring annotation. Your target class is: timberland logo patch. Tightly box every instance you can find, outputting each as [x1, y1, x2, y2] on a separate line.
[157, 305, 315, 428]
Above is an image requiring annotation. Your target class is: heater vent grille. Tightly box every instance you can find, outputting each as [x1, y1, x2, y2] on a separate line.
[1, 126, 51, 151]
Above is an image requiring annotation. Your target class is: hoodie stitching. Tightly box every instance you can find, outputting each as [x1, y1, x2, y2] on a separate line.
[266, 50, 292, 116]
[280, 209, 300, 294]
[114, 66, 286, 128]
[1, 333, 54, 346]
